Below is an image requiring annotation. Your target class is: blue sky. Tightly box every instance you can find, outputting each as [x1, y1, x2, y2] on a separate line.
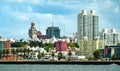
[0, 0, 120, 39]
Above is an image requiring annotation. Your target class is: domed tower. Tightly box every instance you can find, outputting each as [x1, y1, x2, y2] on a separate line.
[28, 21, 38, 39]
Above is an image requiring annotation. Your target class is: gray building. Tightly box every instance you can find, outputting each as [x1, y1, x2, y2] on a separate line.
[77, 10, 99, 41]
[28, 22, 38, 39]
[100, 29, 120, 45]
[46, 26, 60, 39]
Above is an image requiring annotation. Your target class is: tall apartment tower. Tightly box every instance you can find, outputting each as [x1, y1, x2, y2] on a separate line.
[28, 22, 38, 39]
[77, 10, 99, 41]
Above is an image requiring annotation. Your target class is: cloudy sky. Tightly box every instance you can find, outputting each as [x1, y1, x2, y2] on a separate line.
[0, 0, 120, 39]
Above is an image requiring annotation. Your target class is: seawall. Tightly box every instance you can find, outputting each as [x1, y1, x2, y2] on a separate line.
[0, 61, 120, 65]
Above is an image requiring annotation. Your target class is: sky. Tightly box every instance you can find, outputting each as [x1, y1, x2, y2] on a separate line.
[0, 0, 120, 40]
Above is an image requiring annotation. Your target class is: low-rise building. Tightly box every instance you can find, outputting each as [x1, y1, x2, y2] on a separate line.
[55, 40, 67, 52]
[79, 39, 105, 58]
[105, 46, 120, 59]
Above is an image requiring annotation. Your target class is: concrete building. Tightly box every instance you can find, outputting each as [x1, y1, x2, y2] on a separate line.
[105, 46, 120, 59]
[46, 26, 60, 39]
[79, 39, 104, 58]
[77, 10, 100, 57]
[55, 40, 67, 52]
[77, 10, 99, 41]
[100, 29, 120, 46]
[37, 31, 48, 39]
[0, 40, 11, 53]
[0, 40, 10, 50]
[28, 22, 38, 39]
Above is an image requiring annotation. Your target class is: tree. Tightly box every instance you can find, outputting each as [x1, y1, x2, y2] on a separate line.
[26, 48, 31, 58]
[6, 49, 9, 60]
[0, 50, 2, 59]
[67, 43, 79, 48]
[93, 50, 100, 59]
[11, 49, 16, 60]
[16, 49, 19, 60]
[68, 50, 72, 60]
[41, 51, 45, 60]
[23, 48, 27, 59]
[58, 51, 63, 60]
[51, 52, 55, 61]
[37, 52, 41, 59]
[111, 54, 118, 60]
[2, 49, 6, 60]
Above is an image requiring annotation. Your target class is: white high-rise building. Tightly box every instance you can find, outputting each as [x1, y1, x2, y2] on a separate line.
[77, 10, 99, 41]
[77, 10, 100, 57]
[100, 29, 120, 45]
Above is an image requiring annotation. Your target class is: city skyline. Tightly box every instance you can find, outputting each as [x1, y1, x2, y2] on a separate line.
[0, 0, 120, 39]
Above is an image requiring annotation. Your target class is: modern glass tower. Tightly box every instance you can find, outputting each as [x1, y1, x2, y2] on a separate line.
[46, 26, 60, 39]
[77, 10, 99, 41]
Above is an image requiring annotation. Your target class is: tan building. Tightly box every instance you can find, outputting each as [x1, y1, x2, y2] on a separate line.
[79, 39, 105, 58]
[28, 22, 38, 39]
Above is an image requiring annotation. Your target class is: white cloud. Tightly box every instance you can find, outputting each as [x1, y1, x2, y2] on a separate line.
[113, 6, 119, 13]
[1, 0, 45, 4]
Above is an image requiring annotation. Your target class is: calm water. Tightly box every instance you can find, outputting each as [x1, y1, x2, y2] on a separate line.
[0, 64, 120, 71]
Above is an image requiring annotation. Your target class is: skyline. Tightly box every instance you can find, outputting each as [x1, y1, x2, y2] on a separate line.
[0, 0, 120, 39]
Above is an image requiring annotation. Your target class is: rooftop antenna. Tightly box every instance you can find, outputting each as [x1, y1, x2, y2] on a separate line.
[52, 21, 54, 27]
[52, 21, 54, 38]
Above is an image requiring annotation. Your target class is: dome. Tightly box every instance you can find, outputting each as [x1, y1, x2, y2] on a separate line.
[31, 21, 35, 26]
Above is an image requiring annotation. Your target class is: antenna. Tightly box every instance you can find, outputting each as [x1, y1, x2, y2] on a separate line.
[52, 21, 54, 27]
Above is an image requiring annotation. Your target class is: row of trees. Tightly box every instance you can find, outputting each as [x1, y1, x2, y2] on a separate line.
[0, 48, 73, 61]
[0, 48, 32, 60]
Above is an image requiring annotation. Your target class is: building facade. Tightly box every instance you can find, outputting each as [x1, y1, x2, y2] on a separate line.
[55, 40, 67, 52]
[100, 29, 120, 46]
[105, 46, 120, 59]
[46, 27, 60, 39]
[77, 10, 100, 57]
[37, 31, 48, 39]
[28, 22, 38, 39]
[77, 10, 99, 41]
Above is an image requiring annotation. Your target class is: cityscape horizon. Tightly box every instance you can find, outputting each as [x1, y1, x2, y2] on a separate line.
[0, 0, 120, 40]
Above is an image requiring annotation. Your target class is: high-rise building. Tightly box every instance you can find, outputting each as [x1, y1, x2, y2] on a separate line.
[77, 10, 100, 57]
[77, 10, 99, 41]
[46, 26, 60, 39]
[28, 22, 38, 39]
[100, 29, 120, 45]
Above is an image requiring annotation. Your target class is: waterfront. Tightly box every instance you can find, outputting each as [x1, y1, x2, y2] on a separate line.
[0, 64, 120, 71]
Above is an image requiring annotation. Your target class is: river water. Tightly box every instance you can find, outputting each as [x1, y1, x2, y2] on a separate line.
[0, 64, 120, 71]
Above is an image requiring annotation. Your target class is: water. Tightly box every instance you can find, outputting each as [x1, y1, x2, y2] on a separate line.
[0, 64, 120, 71]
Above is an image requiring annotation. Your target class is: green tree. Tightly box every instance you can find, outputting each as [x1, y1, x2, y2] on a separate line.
[23, 48, 27, 59]
[93, 50, 100, 59]
[58, 51, 63, 60]
[41, 51, 45, 60]
[37, 52, 41, 59]
[68, 50, 72, 60]
[111, 54, 118, 60]
[2, 49, 6, 60]
[0, 50, 2, 59]
[51, 52, 55, 61]
[16, 49, 19, 60]
[67, 43, 79, 48]
[43, 43, 54, 52]
[6, 49, 9, 60]
[11, 49, 16, 60]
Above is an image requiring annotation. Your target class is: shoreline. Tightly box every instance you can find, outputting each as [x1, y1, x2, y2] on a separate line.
[0, 60, 120, 65]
